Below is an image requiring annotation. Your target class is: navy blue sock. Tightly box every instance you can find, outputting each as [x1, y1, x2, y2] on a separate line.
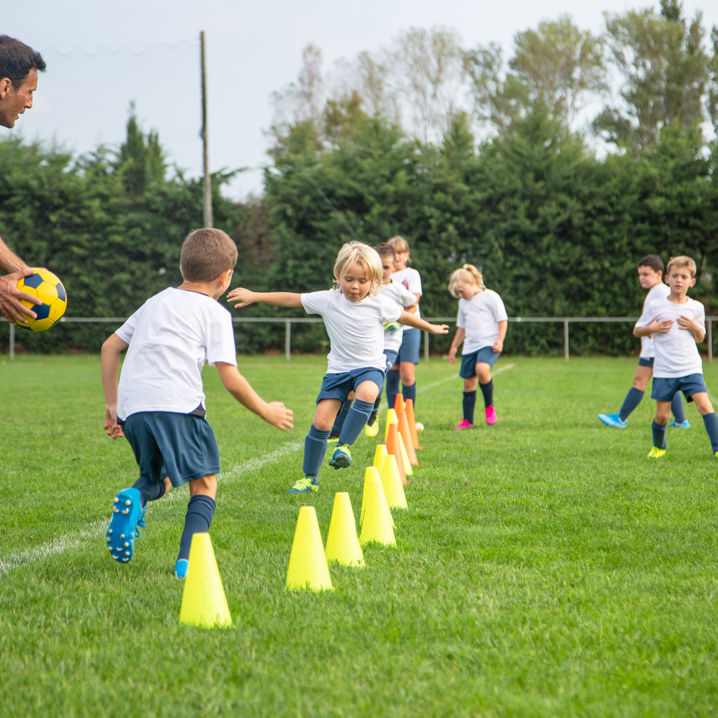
[132, 476, 167, 506]
[303, 425, 331, 478]
[479, 379, 494, 408]
[178, 494, 216, 561]
[331, 399, 352, 436]
[702, 412, 718, 454]
[386, 369, 400, 409]
[367, 395, 381, 426]
[619, 387, 644, 422]
[670, 393, 686, 424]
[402, 382, 416, 407]
[463, 390, 477, 424]
[652, 420, 667, 450]
[338, 399, 375, 446]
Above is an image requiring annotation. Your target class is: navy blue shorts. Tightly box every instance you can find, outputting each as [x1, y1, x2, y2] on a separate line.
[317, 367, 385, 403]
[460, 347, 501, 378]
[638, 357, 654, 368]
[396, 327, 421, 365]
[122, 412, 221, 488]
[651, 373, 707, 403]
[383, 349, 399, 373]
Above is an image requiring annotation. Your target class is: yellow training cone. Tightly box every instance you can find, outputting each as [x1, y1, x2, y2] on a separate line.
[179, 533, 232, 629]
[286, 506, 333, 592]
[360, 466, 394, 527]
[380, 453, 408, 510]
[359, 475, 396, 546]
[373, 444, 388, 472]
[384, 408, 398, 442]
[325, 492, 364, 567]
[397, 430, 413, 477]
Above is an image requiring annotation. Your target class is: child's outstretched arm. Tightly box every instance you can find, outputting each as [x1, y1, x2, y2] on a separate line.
[101, 333, 129, 439]
[215, 362, 294, 430]
[398, 311, 449, 335]
[448, 327, 466, 364]
[228, 288, 302, 308]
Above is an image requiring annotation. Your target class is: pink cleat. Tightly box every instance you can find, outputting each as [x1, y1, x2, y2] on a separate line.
[453, 419, 475, 429]
[485, 406, 497, 425]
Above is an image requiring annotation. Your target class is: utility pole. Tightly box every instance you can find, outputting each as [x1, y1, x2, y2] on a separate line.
[200, 30, 213, 227]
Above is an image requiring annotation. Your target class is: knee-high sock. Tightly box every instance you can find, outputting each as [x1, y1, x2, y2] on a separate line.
[402, 382, 416, 407]
[652, 420, 667, 450]
[338, 399, 374, 446]
[331, 399, 352, 435]
[133, 476, 167, 506]
[303, 425, 331, 478]
[178, 494, 216, 561]
[385, 369, 400, 410]
[670, 393, 686, 423]
[619, 387, 644, 422]
[366, 395, 381, 426]
[463, 390, 477, 424]
[702, 412, 718, 453]
[479, 379, 494, 408]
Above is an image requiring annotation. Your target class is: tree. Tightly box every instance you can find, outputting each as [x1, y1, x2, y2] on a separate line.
[116, 102, 167, 194]
[596, 1, 711, 150]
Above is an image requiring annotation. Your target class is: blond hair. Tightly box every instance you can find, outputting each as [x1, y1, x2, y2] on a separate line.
[387, 235, 410, 260]
[180, 228, 237, 281]
[448, 264, 484, 298]
[666, 255, 697, 278]
[333, 241, 382, 296]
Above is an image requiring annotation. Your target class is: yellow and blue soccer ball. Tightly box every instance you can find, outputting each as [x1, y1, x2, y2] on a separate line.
[16, 268, 67, 332]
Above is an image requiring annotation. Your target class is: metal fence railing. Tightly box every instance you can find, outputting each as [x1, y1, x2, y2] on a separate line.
[3, 315, 716, 361]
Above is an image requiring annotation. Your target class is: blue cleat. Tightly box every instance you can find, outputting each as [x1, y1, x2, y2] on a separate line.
[106, 488, 144, 564]
[669, 419, 691, 429]
[175, 559, 189, 579]
[289, 476, 318, 494]
[328, 444, 352, 469]
[597, 412, 627, 429]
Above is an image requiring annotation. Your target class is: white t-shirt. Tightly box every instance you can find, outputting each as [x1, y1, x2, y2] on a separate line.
[379, 280, 418, 353]
[457, 289, 508, 354]
[639, 282, 670, 359]
[635, 293, 705, 378]
[301, 289, 402, 372]
[115, 287, 237, 420]
[391, 267, 422, 319]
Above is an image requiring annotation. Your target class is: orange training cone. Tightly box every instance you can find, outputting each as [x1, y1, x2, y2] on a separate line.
[397, 404, 418, 467]
[394, 392, 405, 413]
[179, 533, 232, 629]
[384, 408, 398, 443]
[325, 492, 364, 567]
[380, 453, 408, 510]
[359, 474, 396, 546]
[386, 422, 407, 486]
[286, 506, 333, 591]
[405, 398, 422, 450]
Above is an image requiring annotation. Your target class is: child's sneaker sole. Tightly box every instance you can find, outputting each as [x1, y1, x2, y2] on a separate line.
[106, 488, 143, 563]
[329, 445, 352, 469]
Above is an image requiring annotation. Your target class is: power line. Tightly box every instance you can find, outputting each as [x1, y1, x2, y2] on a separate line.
[41, 40, 196, 58]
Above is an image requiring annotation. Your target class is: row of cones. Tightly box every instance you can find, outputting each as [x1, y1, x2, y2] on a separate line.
[178, 395, 423, 627]
[285, 395, 422, 593]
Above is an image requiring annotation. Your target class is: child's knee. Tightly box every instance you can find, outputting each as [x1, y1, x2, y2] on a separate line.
[476, 363, 491, 383]
[189, 474, 217, 499]
[355, 381, 380, 403]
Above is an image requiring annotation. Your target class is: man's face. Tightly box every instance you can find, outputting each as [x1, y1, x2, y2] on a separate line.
[0, 68, 38, 128]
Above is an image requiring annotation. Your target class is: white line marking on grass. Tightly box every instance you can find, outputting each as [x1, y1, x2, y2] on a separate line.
[0, 440, 304, 581]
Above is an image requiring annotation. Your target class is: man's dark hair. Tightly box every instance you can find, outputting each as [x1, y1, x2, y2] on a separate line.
[637, 254, 664, 273]
[0, 35, 46, 86]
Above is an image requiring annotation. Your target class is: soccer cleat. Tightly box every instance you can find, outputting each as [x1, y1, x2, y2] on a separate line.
[175, 559, 189, 579]
[597, 412, 627, 429]
[329, 444, 352, 469]
[669, 419, 691, 429]
[647, 447, 666, 459]
[452, 419, 475, 429]
[485, 406, 497, 425]
[106, 488, 144, 564]
[289, 476, 318, 494]
[327, 432, 340, 445]
[364, 420, 379, 438]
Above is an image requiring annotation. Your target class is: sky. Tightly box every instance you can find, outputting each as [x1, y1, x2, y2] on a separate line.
[4, 0, 718, 200]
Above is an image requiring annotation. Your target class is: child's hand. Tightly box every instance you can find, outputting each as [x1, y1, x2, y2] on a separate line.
[651, 318, 673, 334]
[677, 315, 698, 331]
[430, 323, 449, 335]
[104, 406, 124, 439]
[492, 339, 504, 353]
[265, 401, 294, 430]
[227, 287, 255, 307]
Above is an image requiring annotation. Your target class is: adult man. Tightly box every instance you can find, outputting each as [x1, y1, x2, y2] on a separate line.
[0, 35, 46, 323]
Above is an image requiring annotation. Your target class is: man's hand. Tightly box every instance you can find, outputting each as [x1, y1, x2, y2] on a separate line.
[0, 269, 41, 323]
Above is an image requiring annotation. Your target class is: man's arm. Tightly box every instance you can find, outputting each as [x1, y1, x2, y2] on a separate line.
[0, 236, 40, 322]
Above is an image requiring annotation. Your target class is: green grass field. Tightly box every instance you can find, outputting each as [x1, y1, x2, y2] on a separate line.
[1, 354, 717, 717]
